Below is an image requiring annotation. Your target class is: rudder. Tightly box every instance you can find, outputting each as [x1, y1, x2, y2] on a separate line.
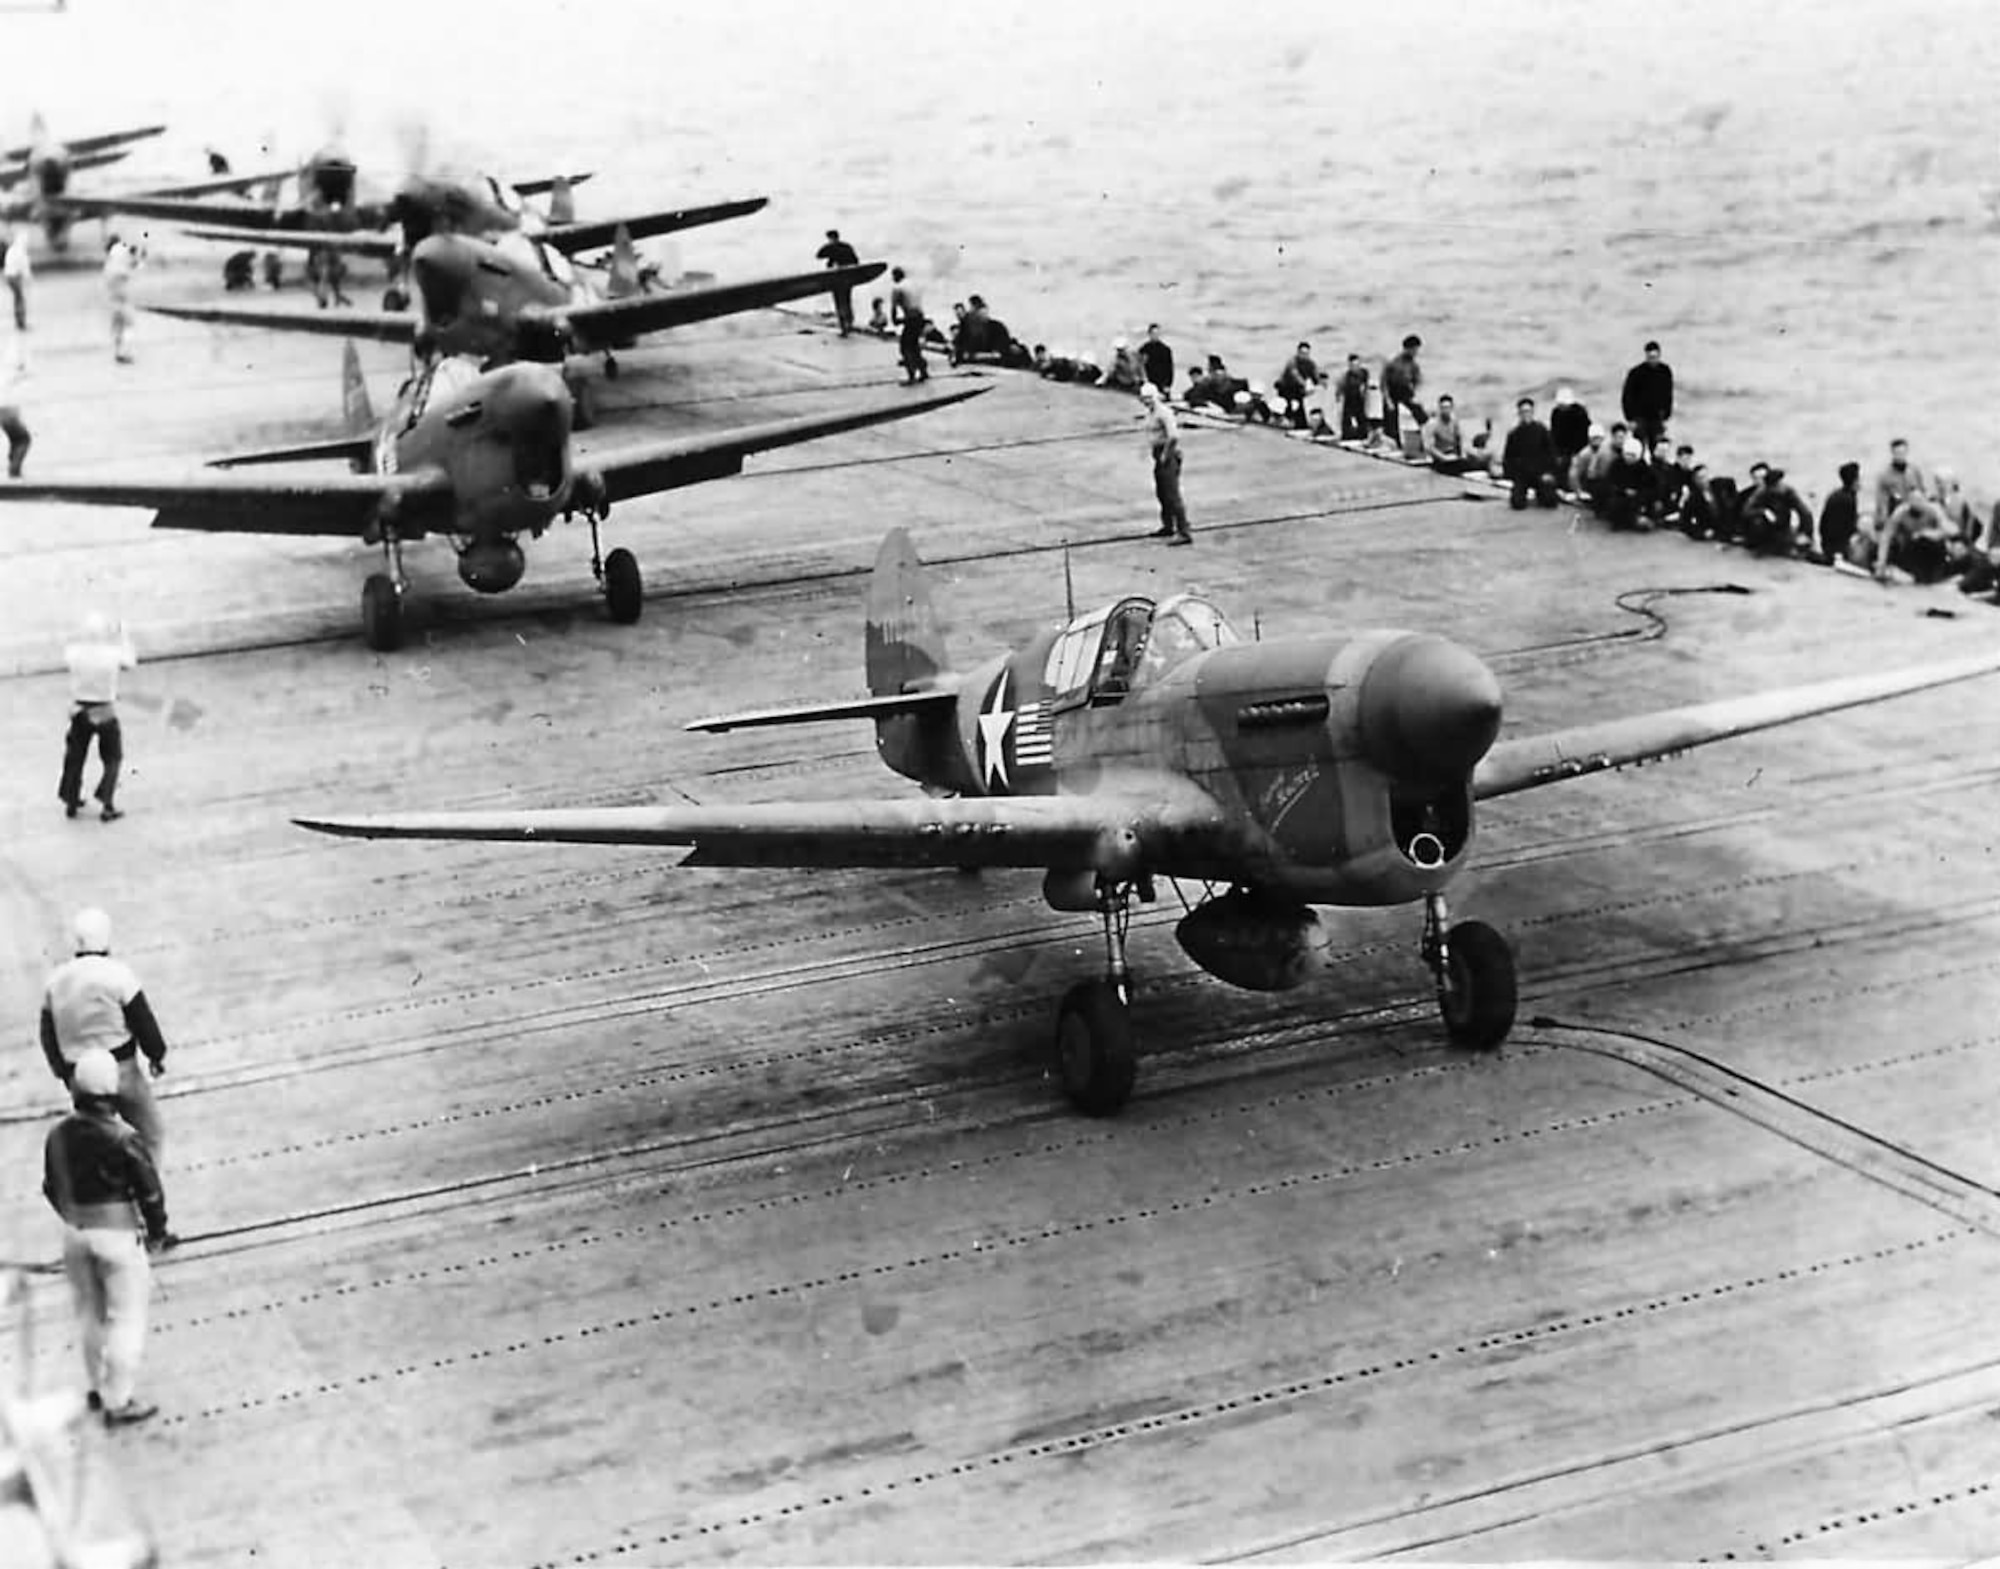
[866, 529, 949, 697]
[341, 338, 374, 435]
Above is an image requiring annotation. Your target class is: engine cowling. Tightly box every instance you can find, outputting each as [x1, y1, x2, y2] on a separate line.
[1175, 889, 1329, 992]
[456, 538, 526, 594]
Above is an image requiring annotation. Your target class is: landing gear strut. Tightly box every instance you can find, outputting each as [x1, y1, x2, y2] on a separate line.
[576, 488, 641, 624]
[1420, 891, 1516, 1050]
[1053, 876, 1151, 1116]
[361, 525, 409, 652]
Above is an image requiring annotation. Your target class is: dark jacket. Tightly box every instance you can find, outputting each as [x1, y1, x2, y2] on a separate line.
[1502, 419, 1559, 483]
[1549, 402, 1591, 458]
[1383, 350, 1421, 407]
[1138, 339, 1174, 393]
[44, 1106, 169, 1239]
[1621, 360, 1674, 425]
[1818, 488, 1860, 556]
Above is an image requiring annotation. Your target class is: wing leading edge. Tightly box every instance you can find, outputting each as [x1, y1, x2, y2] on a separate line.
[0, 468, 452, 538]
[299, 781, 1228, 874]
[1474, 650, 2000, 801]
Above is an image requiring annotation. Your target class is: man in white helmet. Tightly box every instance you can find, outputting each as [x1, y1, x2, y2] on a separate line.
[41, 907, 170, 1158]
[1137, 381, 1192, 547]
[59, 609, 136, 821]
[43, 1047, 176, 1426]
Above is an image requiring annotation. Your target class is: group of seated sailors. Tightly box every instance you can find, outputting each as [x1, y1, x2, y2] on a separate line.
[853, 290, 1998, 602]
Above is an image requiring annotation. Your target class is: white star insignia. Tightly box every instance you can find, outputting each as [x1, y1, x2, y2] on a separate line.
[978, 673, 1015, 791]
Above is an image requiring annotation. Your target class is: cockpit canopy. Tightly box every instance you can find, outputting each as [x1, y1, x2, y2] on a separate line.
[1043, 593, 1242, 706]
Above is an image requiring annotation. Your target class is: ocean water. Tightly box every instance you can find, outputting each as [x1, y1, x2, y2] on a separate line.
[12, 0, 1997, 504]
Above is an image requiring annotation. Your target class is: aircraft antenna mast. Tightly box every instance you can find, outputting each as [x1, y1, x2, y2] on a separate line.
[1063, 540, 1076, 621]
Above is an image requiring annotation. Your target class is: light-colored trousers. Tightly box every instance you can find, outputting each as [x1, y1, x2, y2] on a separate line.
[62, 1225, 150, 1409]
[116, 1056, 163, 1163]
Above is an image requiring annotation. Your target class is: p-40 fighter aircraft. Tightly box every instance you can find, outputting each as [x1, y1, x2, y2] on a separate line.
[147, 226, 883, 408]
[0, 117, 170, 248]
[0, 354, 982, 652]
[298, 530, 2000, 1116]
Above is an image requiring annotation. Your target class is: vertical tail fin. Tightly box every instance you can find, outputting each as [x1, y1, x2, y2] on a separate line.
[547, 175, 576, 226]
[606, 223, 640, 299]
[340, 339, 374, 434]
[866, 529, 949, 697]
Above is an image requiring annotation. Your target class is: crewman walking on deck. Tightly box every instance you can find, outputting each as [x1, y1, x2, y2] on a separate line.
[59, 612, 136, 820]
[43, 1047, 177, 1427]
[815, 229, 860, 335]
[42, 907, 172, 1160]
[889, 266, 929, 383]
[5, 225, 32, 369]
[1138, 382, 1191, 545]
[102, 233, 138, 363]
[1, 371, 28, 477]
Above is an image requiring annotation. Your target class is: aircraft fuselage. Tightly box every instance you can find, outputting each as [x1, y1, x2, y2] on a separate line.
[890, 625, 1502, 908]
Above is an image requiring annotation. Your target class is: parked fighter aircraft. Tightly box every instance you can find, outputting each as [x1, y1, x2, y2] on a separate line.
[147, 228, 881, 403]
[0, 356, 982, 652]
[299, 528, 2000, 1116]
[0, 116, 167, 248]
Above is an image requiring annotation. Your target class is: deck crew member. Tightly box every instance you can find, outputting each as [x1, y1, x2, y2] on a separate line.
[1138, 324, 1174, 397]
[0, 392, 28, 477]
[1621, 340, 1674, 449]
[815, 229, 860, 334]
[102, 233, 138, 363]
[59, 611, 136, 820]
[42, 907, 171, 1160]
[43, 1048, 176, 1427]
[889, 266, 929, 383]
[1138, 382, 1191, 546]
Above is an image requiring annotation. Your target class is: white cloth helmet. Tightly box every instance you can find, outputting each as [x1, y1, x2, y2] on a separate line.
[72, 907, 112, 954]
[71, 1049, 119, 1099]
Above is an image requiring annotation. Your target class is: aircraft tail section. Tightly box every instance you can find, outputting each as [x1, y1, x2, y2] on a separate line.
[341, 339, 374, 435]
[546, 175, 576, 226]
[867, 528, 950, 697]
[607, 224, 640, 299]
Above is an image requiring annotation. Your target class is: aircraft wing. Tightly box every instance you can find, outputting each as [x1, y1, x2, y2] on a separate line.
[584, 382, 985, 505]
[2, 124, 168, 162]
[0, 468, 451, 538]
[299, 777, 1228, 874]
[179, 224, 400, 260]
[53, 191, 330, 229]
[145, 299, 415, 344]
[0, 147, 138, 190]
[1474, 650, 2000, 802]
[541, 197, 770, 255]
[556, 261, 886, 355]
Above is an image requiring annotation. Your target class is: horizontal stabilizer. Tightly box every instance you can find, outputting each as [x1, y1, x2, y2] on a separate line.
[690, 687, 957, 733]
[208, 435, 373, 470]
[1475, 649, 2000, 801]
[513, 172, 594, 198]
[542, 196, 769, 255]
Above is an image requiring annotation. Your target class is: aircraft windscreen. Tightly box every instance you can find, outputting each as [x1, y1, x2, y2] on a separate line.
[494, 228, 572, 286]
[1133, 595, 1241, 687]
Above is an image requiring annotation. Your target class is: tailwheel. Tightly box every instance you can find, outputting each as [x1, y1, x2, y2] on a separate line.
[603, 547, 643, 624]
[603, 353, 620, 381]
[1054, 979, 1136, 1117]
[1423, 897, 1516, 1050]
[567, 375, 597, 431]
[361, 572, 403, 652]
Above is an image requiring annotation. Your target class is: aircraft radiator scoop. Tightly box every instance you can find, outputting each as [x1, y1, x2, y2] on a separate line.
[1356, 634, 1503, 787]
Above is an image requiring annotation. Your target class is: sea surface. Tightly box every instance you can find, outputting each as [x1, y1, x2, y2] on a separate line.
[12, 0, 1997, 504]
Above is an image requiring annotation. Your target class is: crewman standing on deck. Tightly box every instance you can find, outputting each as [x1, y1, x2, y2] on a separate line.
[42, 907, 171, 1160]
[1138, 382, 1191, 546]
[889, 266, 929, 383]
[43, 1047, 177, 1427]
[5, 225, 32, 369]
[59, 611, 136, 821]
[815, 229, 860, 335]
[102, 233, 138, 364]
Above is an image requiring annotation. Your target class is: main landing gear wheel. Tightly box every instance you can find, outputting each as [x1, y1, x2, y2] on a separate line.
[603, 353, 620, 381]
[361, 572, 403, 652]
[603, 547, 643, 624]
[1055, 979, 1136, 1117]
[567, 376, 597, 431]
[1422, 896, 1516, 1050]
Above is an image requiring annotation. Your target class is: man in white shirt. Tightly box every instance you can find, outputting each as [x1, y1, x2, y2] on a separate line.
[60, 612, 136, 820]
[1138, 383, 1192, 546]
[102, 234, 137, 363]
[42, 908, 171, 1160]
